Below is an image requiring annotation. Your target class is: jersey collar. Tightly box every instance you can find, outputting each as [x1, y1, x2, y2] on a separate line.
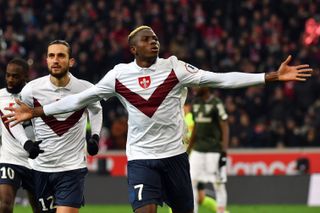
[133, 58, 158, 72]
[48, 73, 73, 91]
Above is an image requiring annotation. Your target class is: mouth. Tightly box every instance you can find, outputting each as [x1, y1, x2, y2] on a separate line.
[151, 46, 159, 52]
[51, 66, 61, 70]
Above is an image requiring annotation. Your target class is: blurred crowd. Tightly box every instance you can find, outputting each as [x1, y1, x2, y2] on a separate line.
[0, 0, 320, 149]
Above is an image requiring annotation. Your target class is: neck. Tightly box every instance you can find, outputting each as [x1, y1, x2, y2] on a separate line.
[50, 74, 70, 87]
[136, 57, 157, 68]
[202, 93, 211, 102]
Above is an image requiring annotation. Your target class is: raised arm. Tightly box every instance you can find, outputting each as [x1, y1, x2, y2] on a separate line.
[175, 55, 313, 90]
[4, 86, 104, 126]
[199, 55, 312, 88]
[4, 69, 116, 126]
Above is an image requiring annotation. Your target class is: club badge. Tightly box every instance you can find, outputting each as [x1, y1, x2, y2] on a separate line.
[138, 76, 151, 89]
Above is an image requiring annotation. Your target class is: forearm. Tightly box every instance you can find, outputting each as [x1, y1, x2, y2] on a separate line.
[43, 87, 101, 116]
[10, 123, 29, 146]
[88, 107, 103, 135]
[221, 122, 229, 151]
[199, 71, 265, 88]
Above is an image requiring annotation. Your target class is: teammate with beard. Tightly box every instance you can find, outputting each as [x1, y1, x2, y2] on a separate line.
[3, 26, 313, 213]
[0, 58, 41, 213]
[6, 41, 102, 213]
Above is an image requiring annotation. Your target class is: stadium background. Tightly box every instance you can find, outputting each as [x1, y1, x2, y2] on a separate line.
[1, 0, 320, 212]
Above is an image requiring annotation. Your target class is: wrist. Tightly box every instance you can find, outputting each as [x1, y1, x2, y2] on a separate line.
[23, 140, 33, 151]
[265, 72, 279, 82]
[33, 107, 44, 118]
[91, 134, 100, 141]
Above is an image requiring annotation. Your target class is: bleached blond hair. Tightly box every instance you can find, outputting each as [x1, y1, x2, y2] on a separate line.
[128, 25, 152, 45]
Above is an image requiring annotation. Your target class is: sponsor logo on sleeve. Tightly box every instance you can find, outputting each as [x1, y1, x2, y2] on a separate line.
[184, 63, 199, 73]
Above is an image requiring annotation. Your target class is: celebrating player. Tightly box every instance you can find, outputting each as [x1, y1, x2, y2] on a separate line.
[3, 26, 313, 213]
[5, 41, 102, 213]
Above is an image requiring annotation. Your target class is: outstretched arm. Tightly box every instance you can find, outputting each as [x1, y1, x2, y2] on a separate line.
[198, 55, 313, 88]
[4, 86, 103, 126]
[3, 68, 116, 126]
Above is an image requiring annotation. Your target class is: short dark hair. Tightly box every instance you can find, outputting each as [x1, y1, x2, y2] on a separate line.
[48, 40, 72, 57]
[8, 58, 29, 72]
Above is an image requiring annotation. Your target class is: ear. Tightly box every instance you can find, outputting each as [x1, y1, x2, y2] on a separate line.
[69, 58, 75, 67]
[130, 46, 137, 55]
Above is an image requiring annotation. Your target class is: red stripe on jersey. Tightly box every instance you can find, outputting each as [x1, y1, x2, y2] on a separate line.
[34, 98, 85, 136]
[115, 69, 179, 117]
[0, 110, 15, 138]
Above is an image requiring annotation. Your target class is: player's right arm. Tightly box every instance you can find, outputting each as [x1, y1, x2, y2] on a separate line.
[4, 69, 117, 126]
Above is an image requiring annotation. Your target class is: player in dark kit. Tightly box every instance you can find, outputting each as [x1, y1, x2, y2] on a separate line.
[188, 87, 229, 213]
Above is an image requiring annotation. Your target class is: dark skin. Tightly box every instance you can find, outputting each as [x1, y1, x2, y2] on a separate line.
[129, 29, 160, 68]
[0, 63, 40, 213]
[5, 64, 27, 94]
[130, 29, 191, 213]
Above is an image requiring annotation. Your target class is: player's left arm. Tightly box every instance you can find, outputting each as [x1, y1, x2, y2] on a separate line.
[217, 101, 229, 168]
[219, 119, 229, 153]
[86, 100, 103, 156]
[173, 55, 312, 89]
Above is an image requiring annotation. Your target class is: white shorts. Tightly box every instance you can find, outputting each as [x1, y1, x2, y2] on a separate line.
[189, 150, 227, 183]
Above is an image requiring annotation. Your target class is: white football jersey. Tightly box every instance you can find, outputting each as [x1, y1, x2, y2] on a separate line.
[0, 88, 31, 168]
[21, 73, 102, 172]
[44, 56, 265, 161]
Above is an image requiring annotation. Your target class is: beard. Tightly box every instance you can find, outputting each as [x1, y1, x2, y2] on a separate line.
[6, 83, 24, 94]
[49, 66, 69, 79]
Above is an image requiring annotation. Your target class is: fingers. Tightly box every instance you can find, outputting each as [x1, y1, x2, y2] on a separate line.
[4, 106, 15, 112]
[35, 140, 43, 145]
[2, 116, 21, 127]
[295, 64, 310, 69]
[9, 120, 19, 127]
[297, 68, 313, 73]
[2, 112, 14, 120]
[283, 55, 292, 65]
[295, 77, 307, 81]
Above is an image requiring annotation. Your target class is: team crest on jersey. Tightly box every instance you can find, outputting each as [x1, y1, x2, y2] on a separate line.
[185, 63, 199, 73]
[138, 76, 151, 89]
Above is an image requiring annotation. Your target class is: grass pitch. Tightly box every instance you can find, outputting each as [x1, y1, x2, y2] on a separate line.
[14, 204, 320, 213]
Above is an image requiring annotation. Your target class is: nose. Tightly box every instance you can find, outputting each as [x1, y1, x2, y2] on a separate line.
[52, 56, 59, 63]
[6, 76, 15, 86]
[149, 37, 157, 44]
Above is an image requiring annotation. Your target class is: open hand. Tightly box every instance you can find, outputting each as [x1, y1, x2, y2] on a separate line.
[2, 99, 34, 127]
[277, 55, 313, 81]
